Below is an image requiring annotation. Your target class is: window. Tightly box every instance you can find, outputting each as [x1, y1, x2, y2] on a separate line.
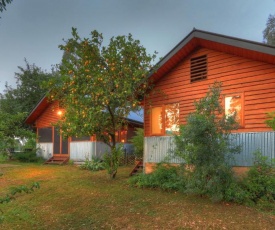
[38, 127, 52, 142]
[151, 103, 179, 135]
[225, 93, 243, 126]
[151, 107, 163, 134]
[190, 55, 207, 82]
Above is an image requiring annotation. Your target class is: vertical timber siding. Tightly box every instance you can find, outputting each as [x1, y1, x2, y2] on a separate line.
[144, 132, 275, 167]
[145, 48, 275, 136]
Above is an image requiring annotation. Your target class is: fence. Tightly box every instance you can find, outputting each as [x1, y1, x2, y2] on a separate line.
[144, 132, 275, 166]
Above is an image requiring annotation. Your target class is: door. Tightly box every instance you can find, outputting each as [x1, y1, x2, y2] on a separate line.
[53, 128, 69, 156]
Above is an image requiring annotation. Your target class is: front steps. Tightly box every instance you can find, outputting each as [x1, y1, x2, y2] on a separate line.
[44, 156, 69, 165]
[129, 160, 143, 176]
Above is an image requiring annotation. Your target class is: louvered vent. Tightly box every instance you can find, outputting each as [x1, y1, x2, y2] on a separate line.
[190, 55, 207, 82]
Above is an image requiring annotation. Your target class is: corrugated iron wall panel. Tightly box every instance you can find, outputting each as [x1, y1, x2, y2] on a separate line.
[144, 132, 275, 166]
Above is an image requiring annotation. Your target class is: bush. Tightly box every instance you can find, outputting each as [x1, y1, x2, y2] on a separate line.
[13, 150, 43, 163]
[128, 164, 186, 191]
[79, 157, 105, 171]
[0, 153, 8, 163]
[241, 151, 275, 210]
[130, 128, 144, 159]
[224, 151, 275, 212]
[174, 82, 240, 202]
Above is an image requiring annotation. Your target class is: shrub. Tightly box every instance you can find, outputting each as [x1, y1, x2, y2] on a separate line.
[241, 151, 275, 210]
[0, 153, 7, 163]
[130, 128, 144, 159]
[224, 151, 275, 212]
[13, 150, 43, 163]
[79, 157, 105, 171]
[128, 164, 186, 191]
[174, 82, 240, 201]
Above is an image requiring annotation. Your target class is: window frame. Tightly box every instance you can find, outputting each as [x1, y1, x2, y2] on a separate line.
[224, 92, 244, 128]
[37, 127, 53, 143]
[150, 103, 180, 136]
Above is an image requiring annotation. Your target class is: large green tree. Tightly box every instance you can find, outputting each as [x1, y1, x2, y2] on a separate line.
[0, 59, 56, 155]
[263, 14, 275, 46]
[47, 28, 156, 178]
[0, 59, 55, 115]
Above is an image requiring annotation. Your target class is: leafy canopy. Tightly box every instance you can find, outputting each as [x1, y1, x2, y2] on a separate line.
[48, 28, 156, 149]
[263, 14, 275, 46]
[0, 0, 12, 13]
[0, 59, 55, 115]
[0, 59, 55, 154]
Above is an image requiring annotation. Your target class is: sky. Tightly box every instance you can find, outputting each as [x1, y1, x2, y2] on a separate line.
[0, 0, 274, 93]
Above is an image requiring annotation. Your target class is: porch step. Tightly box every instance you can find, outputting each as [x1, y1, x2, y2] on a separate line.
[129, 160, 143, 176]
[44, 156, 69, 165]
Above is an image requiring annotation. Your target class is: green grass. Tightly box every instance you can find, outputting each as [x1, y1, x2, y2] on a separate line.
[0, 162, 275, 229]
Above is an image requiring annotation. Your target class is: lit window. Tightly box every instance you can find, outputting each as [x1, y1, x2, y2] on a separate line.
[151, 107, 163, 134]
[225, 94, 243, 125]
[165, 103, 179, 134]
[151, 103, 179, 135]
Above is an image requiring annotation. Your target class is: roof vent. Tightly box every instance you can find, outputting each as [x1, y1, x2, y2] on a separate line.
[190, 55, 207, 82]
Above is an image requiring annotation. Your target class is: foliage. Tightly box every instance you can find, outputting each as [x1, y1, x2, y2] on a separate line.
[46, 28, 156, 178]
[174, 82, 240, 201]
[0, 153, 7, 163]
[0, 112, 35, 157]
[0, 181, 40, 223]
[0, 59, 55, 115]
[0, 60, 56, 157]
[13, 150, 43, 163]
[79, 157, 105, 171]
[0, 0, 12, 13]
[103, 147, 122, 179]
[128, 164, 186, 191]
[130, 128, 144, 158]
[241, 151, 275, 210]
[263, 14, 275, 46]
[265, 111, 275, 130]
[225, 151, 275, 212]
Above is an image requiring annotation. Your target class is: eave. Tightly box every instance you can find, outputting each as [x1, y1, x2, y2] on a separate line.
[25, 95, 50, 125]
[150, 29, 275, 83]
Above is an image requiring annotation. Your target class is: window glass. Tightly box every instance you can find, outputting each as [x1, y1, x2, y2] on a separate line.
[151, 107, 163, 134]
[165, 103, 179, 134]
[225, 94, 242, 124]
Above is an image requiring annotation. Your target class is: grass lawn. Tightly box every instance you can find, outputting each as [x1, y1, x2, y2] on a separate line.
[0, 162, 275, 230]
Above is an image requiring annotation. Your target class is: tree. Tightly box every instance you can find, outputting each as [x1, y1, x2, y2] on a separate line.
[47, 28, 156, 178]
[0, 59, 55, 115]
[0, 0, 12, 13]
[174, 82, 240, 201]
[263, 14, 275, 46]
[0, 59, 56, 155]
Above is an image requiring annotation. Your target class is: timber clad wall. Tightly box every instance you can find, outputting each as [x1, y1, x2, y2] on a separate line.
[145, 48, 275, 136]
[36, 102, 60, 128]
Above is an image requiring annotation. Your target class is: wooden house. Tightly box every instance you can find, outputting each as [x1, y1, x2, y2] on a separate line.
[25, 95, 143, 163]
[144, 29, 275, 173]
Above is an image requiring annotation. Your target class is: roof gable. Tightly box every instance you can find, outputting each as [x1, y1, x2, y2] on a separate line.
[151, 29, 275, 83]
